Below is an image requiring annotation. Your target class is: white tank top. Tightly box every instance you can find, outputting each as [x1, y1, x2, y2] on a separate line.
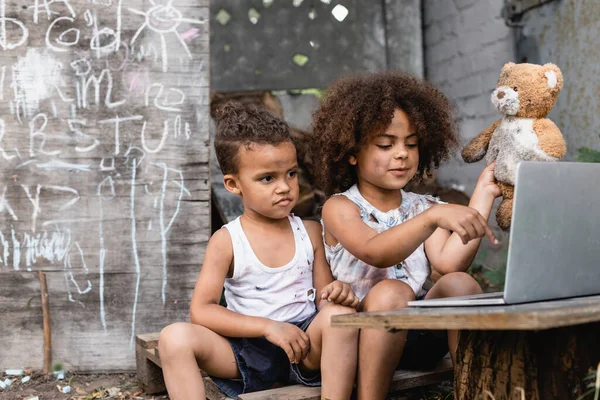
[223, 215, 317, 323]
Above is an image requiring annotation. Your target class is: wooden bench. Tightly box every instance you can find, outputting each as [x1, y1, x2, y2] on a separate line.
[332, 295, 600, 400]
[135, 332, 453, 399]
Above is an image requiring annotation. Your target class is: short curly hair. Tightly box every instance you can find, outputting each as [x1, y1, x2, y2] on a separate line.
[214, 101, 292, 175]
[311, 71, 459, 195]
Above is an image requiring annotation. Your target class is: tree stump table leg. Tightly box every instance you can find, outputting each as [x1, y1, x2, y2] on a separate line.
[454, 322, 600, 400]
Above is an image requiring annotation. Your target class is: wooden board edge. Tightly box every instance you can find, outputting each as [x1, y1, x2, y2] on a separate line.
[144, 347, 162, 368]
[238, 384, 321, 400]
[136, 332, 160, 349]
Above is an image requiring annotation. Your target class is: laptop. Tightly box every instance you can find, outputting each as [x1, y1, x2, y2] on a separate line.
[409, 161, 600, 307]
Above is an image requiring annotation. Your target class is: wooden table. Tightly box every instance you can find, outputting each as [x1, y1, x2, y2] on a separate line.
[332, 295, 600, 400]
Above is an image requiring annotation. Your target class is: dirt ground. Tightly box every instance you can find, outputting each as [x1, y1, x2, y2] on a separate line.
[0, 370, 453, 400]
[0, 371, 167, 400]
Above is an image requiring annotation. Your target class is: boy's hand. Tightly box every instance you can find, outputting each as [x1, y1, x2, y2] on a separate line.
[427, 204, 498, 245]
[264, 321, 310, 364]
[474, 161, 502, 199]
[320, 281, 359, 308]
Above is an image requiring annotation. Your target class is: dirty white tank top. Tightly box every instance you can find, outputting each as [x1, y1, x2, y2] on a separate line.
[324, 185, 444, 300]
[223, 215, 317, 323]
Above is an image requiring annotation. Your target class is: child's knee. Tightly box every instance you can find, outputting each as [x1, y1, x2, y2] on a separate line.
[321, 302, 357, 318]
[318, 303, 357, 330]
[158, 322, 196, 359]
[319, 303, 358, 335]
[437, 272, 482, 296]
[361, 280, 415, 312]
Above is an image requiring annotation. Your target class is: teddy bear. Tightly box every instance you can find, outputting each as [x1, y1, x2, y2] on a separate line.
[461, 62, 567, 230]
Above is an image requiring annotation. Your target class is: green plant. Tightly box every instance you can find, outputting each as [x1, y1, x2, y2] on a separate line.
[577, 362, 600, 400]
[470, 249, 509, 291]
[273, 88, 325, 99]
[483, 261, 507, 291]
[52, 362, 64, 372]
[576, 147, 600, 163]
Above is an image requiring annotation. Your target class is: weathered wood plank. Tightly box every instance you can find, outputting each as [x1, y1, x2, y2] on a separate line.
[331, 295, 600, 331]
[136, 332, 160, 349]
[389, 356, 453, 392]
[1, 266, 201, 371]
[205, 377, 234, 400]
[38, 271, 52, 374]
[0, 0, 210, 372]
[238, 358, 453, 400]
[238, 385, 321, 400]
[144, 347, 162, 368]
[0, 272, 44, 370]
[136, 344, 166, 394]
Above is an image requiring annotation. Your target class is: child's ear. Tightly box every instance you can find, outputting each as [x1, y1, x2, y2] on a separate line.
[348, 155, 357, 166]
[223, 174, 241, 195]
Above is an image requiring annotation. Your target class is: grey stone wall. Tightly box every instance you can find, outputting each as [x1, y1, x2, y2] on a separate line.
[385, 0, 424, 77]
[423, 0, 516, 195]
[518, 0, 600, 159]
[423, 0, 517, 263]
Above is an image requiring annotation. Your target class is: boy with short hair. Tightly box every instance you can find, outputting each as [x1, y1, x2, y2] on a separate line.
[158, 102, 359, 400]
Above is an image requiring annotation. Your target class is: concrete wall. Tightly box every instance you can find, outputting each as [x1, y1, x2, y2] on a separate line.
[518, 0, 600, 158]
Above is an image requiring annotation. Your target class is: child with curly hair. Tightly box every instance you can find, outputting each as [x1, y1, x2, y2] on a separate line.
[158, 102, 360, 400]
[312, 71, 501, 400]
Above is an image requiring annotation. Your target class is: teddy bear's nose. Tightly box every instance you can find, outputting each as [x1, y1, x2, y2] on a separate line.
[497, 91, 505, 99]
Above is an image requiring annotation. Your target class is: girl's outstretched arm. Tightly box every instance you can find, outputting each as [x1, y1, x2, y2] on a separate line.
[322, 194, 496, 269]
[190, 228, 272, 338]
[425, 162, 501, 274]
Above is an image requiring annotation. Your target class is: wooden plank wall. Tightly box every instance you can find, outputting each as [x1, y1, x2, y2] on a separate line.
[0, 0, 210, 371]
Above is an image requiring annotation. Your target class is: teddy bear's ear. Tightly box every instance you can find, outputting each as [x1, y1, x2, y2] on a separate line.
[543, 63, 563, 90]
[501, 62, 516, 74]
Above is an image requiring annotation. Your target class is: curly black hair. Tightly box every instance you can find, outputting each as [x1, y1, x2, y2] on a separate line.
[214, 101, 292, 175]
[311, 71, 459, 195]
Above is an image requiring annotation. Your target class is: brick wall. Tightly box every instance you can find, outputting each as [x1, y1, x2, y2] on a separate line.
[423, 0, 517, 193]
[423, 0, 517, 262]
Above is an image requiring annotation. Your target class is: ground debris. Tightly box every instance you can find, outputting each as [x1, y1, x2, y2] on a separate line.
[0, 370, 451, 400]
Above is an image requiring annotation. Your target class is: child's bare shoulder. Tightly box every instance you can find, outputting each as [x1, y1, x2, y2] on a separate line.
[206, 226, 234, 260]
[301, 219, 322, 246]
[322, 195, 361, 220]
[210, 225, 232, 243]
[302, 219, 321, 236]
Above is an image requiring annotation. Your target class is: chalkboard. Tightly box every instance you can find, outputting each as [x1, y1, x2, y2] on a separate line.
[0, 0, 210, 371]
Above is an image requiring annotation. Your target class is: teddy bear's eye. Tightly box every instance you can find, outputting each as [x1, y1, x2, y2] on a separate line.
[513, 87, 518, 92]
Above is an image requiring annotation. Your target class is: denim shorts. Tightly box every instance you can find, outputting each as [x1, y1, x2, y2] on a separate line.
[210, 313, 320, 398]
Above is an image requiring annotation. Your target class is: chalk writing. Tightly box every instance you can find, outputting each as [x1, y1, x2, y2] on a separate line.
[153, 162, 190, 304]
[129, 2, 205, 72]
[0, 0, 29, 50]
[129, 157, 140, 345]
[97, 175, 115, 330]
[0, 0, 208, 363]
